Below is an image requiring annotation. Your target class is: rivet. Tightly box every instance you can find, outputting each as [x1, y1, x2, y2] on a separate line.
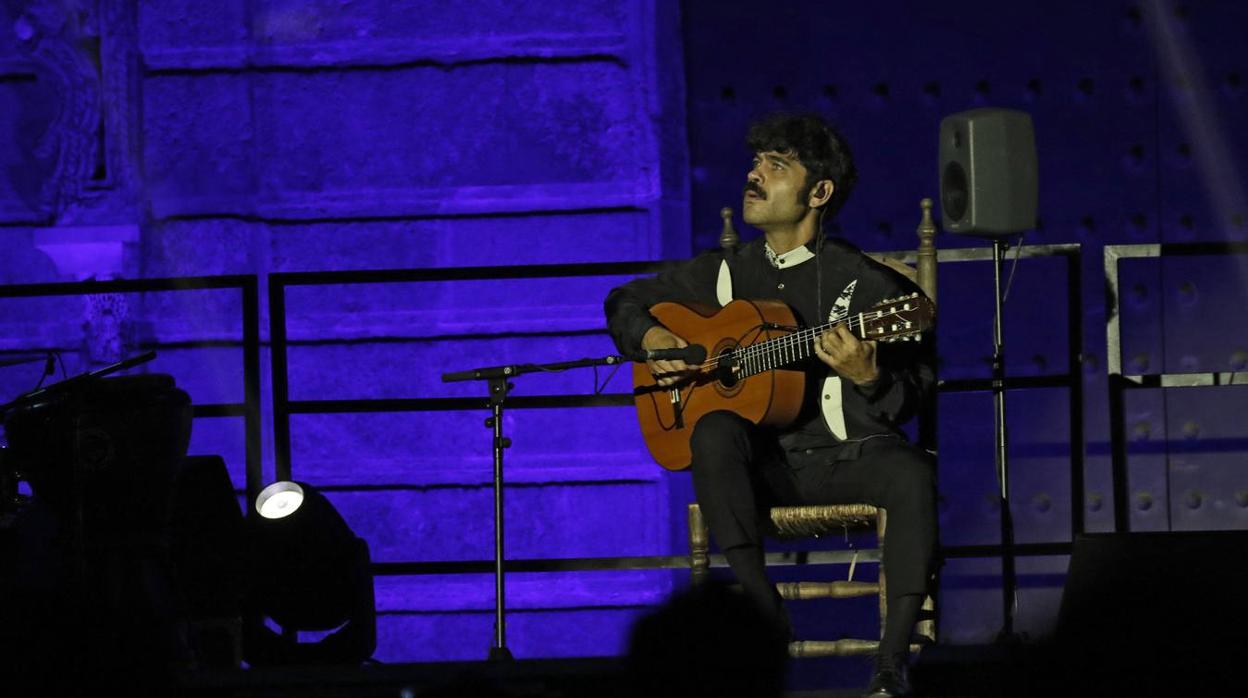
[1083, 353, 1101, 374]
[984, 493, 1001, 513]
[1077, 77, 1095, 96]
[1181, 420, 1200, 439]
[1131, 420, 1151, 440]
[823, 394, 831, 400]
[1185, 490, 1202, 510]
[720, 86, 736, 101]
[1033, 493, 1052, 513]
[922, 81, 941, 99]
[772, 85, 788, 100]
[777, 283, 784, 290]
[1087, 492, 1104, 512]
[1130, 353, 1150, 373]
[1135, 491, 1154, 511]
[822, 84, 839, 100]
[1234, 491, 1248, 508]
[975, 79, 991, 96]
[1229, 349, 1248, 370]
[1026, 78, 1043, 99]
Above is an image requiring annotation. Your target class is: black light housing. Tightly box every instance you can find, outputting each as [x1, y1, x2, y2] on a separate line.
[244, 481, 375, 665]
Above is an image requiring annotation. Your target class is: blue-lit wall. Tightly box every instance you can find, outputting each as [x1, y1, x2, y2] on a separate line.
[2, 0, 1246, 664]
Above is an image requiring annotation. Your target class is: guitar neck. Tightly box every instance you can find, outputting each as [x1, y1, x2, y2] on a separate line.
[735, 315, 868, 378]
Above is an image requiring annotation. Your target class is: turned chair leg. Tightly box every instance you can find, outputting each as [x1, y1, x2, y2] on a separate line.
[688, 504, 710, 585]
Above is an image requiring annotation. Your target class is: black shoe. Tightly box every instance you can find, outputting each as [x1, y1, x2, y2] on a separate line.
[863, 652, 910, 697]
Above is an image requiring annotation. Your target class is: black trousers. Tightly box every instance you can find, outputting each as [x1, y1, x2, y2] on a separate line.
[690, 410, 937, 597]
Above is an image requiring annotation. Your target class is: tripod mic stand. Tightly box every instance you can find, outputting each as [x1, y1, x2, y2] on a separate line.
[441, 353, 628, 660]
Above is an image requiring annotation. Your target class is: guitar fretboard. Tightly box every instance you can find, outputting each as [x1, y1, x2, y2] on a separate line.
[731, 313, 878, 378]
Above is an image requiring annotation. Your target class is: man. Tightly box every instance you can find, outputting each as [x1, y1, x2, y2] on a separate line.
[605, 113, 937, 697]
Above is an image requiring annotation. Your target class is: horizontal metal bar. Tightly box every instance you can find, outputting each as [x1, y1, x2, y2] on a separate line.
[286, 394, 633, 414]
[1105, 241, 1248, 259]
[939, 374, 1075, 392]
[283, 373, 1079, 416]
[0, 275, 255, 298]
[907, 243, 1081, 264]
[191, 403, 247, 418]
[371, 549, 882, 576]
[270, 261, 674, 288]
[369, 543, 1072, 577]
[1117, 372, 1248, 388]
[941, 542, 1073, 558]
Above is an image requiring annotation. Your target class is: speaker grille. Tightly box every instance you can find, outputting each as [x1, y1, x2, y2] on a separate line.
[940, 162, 968, 223]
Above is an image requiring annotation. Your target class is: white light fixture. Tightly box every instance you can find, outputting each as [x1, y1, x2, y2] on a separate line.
[256, 481, 305, 520]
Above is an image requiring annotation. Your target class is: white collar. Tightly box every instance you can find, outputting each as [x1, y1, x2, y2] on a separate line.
[764, 241, 816, 269]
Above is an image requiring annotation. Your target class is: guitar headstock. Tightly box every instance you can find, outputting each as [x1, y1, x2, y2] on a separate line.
[859, 293, 935, 342]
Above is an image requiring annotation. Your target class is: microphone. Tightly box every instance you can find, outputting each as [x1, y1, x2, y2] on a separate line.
[639, 345, 707, 365]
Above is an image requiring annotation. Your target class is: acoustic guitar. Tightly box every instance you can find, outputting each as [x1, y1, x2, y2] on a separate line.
[633, 294, 935, 470]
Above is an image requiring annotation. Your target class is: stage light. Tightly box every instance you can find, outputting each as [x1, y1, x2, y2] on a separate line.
[244, 480, 375, 666]
[256, 481, 304, 520]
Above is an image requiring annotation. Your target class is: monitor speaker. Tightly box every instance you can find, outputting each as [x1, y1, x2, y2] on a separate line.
[938, 108, 1038, 236]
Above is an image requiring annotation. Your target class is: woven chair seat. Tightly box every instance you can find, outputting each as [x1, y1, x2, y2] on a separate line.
[767, 504, 880, 538]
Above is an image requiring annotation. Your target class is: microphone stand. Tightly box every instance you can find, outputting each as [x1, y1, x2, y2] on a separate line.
[441, 354, 629, 661]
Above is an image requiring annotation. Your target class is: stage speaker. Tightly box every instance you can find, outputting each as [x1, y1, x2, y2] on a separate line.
[1055, 532, 1248, 693]
[938, 108, 1037, 236]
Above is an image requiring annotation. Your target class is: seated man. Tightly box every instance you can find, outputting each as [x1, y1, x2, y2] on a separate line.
[604, 113, 937, 698]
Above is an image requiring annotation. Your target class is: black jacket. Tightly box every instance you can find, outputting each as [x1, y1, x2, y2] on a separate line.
[604, 235, 935, 455]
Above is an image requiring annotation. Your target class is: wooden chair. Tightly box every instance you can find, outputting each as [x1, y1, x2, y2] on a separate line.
[688, 198, 939, 658]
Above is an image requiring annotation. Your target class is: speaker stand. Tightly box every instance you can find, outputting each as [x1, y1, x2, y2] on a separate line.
[990, 238, 1019, 641]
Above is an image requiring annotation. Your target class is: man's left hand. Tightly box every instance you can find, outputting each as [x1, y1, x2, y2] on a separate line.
[814, 324, 879, 385]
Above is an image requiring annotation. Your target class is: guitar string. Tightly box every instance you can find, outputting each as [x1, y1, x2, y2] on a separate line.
[687, 310, 885, 375]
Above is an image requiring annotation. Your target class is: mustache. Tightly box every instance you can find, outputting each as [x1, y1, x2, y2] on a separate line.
[743, 182, 766, 199]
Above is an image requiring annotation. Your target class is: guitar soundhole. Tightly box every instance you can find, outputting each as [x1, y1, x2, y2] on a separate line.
[711, 343, 744, 397]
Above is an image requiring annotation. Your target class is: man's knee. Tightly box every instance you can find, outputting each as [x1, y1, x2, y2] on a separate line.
[689, 411, 755, 479]
[879, 445, 936, 506]
[690, 410, 751, 455]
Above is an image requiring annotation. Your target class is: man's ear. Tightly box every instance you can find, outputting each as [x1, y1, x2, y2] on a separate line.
[808, 179, 834, 208]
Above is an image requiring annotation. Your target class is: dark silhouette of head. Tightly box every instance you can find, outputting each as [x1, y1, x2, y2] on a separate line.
[626, 582, 789, 698]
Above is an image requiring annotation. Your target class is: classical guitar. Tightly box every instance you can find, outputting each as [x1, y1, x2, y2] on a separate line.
[633, 294, 935, 471]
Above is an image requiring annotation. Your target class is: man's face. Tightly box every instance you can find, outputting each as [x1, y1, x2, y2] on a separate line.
[742, 150, 812, 228]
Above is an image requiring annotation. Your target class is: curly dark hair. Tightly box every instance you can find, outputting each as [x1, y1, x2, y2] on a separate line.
[746, 112, 858, 218]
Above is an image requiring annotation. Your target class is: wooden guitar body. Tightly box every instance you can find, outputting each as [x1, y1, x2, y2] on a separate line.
[633, 299, 806, 471]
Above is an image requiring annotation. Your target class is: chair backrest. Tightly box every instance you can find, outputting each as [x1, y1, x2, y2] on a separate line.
[718, 198, 938, 304]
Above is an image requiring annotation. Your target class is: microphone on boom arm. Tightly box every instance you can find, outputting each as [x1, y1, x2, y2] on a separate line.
[636, 345, 707, 365]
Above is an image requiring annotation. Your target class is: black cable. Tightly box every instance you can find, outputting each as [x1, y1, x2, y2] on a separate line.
[31, 352, 56, 391]
[592, 361, 623, 395]
[1001, 233, 1026, 303]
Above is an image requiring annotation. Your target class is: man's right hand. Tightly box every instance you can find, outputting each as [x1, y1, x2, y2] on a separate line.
[642, 325, 695, 387]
